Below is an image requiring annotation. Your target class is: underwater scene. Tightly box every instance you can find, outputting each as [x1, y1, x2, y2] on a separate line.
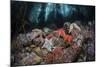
[11, 1, 95, 66]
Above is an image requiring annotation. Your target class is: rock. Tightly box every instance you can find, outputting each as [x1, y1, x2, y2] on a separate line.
[72, 33, 83, 47]
[32, 36, 45, 47]
[30, 44, 36, 48]
[63, 47, 80, 63]
[52, 47, 64, 63]
[43, 47, 64, 64]
[43, 27, 53, 35]
[25, 47, 31, 52]
[17, 34, 29, 46]
[63, 22, 70, 34]
[41, 48, 49, 56]
[44, 52, 54, 64]
[20, 52, 42, 65]
[15, 29, 43, 47]
[33, 47, 42, 56]
[69, 23, 81, 34]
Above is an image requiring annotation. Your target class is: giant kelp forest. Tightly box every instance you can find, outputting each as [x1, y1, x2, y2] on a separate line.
[11, 1, 95, 66]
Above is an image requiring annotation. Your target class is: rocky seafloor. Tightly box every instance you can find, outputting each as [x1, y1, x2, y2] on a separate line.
[11, 21, 95, 66]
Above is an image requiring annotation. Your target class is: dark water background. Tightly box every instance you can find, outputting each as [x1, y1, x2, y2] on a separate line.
[11, 1, 95, 39]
